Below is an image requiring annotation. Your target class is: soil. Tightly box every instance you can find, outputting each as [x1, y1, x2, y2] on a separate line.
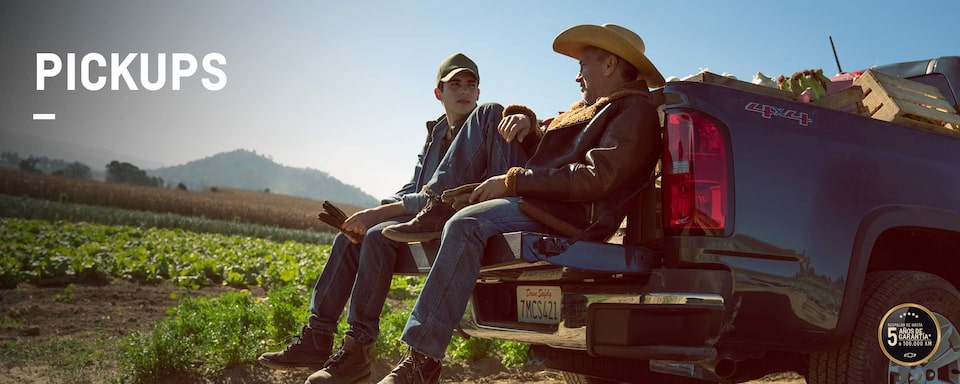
[0, 281, 804, 383]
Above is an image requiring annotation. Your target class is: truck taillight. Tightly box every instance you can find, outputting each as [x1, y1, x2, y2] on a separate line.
[662, 110, 730, 236]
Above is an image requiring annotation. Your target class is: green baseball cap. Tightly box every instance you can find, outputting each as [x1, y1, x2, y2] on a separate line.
[436, 53, 479, 86]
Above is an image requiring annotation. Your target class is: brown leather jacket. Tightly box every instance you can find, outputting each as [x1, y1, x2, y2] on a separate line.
[507, 80, 661, 240]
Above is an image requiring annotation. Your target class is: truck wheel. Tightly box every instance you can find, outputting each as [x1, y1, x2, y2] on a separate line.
[808, 270, 960, 383]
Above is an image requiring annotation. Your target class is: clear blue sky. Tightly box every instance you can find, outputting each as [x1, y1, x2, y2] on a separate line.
[2, 0, 957, 200]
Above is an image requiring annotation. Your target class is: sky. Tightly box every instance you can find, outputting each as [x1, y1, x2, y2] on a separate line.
[1, 0, 957, 200]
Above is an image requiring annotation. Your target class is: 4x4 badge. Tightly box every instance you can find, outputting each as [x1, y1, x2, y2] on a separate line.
[744, 102, 812, 126]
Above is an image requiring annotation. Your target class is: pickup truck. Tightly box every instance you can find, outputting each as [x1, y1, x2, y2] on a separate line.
[399, 56, 960, 384]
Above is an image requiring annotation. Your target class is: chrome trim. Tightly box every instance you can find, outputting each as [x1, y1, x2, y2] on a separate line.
[641, 293, 725, 306]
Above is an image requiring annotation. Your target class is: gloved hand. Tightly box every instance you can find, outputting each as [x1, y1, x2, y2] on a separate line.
[317, 201, 364, 243]
[440, 183, 481, 211]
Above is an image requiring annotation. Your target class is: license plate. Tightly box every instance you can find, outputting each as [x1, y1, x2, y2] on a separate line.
[516, 286, 561, 324]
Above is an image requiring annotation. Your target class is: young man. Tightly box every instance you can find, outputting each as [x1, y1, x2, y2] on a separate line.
[380, 90, 542, 242]
[256, 53, 529, 384]
[375, 24, 666, 384]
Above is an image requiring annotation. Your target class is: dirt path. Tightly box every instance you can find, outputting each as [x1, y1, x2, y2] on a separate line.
[0, 281, 803, 383]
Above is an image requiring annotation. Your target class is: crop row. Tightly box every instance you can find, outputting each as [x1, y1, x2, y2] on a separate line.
[0, 217, 329, 289]
[0, 194, 334, 244]
[0, 216, 532, 379]
[0, 168, 361, 232]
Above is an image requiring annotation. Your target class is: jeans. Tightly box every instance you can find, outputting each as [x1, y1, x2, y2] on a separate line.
[399, 197, 551, 359]
[424, 103, 528, 196]
[306, 102, 526, 346]
[308, 215, 413, 344]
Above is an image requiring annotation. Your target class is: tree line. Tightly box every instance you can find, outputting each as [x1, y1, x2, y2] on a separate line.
[2, 152, 163, 187]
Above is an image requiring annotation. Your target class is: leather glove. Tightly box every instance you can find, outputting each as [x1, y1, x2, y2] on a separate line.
[440, 183, 481, 211]
[317, 201, 364, 242]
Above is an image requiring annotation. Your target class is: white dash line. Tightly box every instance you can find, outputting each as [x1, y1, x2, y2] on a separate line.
[33, 113, 56, 121]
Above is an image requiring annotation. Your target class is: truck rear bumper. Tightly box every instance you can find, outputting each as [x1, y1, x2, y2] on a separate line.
[459, 236, 733, 361]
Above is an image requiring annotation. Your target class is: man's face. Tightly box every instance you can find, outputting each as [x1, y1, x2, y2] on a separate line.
[437, 71, 479, 122]
[576, 47, 606, 104]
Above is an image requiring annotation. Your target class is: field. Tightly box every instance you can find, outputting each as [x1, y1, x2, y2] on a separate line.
[0, 167, 361, 232]
[0, 169, 804, 383]
[0, 276, 556, 384]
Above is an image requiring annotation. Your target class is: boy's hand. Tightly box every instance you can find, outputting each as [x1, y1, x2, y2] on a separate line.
[341, 208, 386, 244]
[318, 201, 366, 243]
[498, 114, 532, 143]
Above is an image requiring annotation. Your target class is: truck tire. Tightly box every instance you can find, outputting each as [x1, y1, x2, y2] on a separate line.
[807, 270, 960, 383]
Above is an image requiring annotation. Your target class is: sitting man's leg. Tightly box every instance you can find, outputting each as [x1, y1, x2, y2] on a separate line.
[382, 103, 528, 242]
[306, 217, 414, 384]
[378, 198, 551, 383]
[257, 232, 359, 369]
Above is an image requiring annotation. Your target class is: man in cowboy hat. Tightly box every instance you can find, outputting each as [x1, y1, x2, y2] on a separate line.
[375, 23, 664, 384]
[255, 52, 532, 384]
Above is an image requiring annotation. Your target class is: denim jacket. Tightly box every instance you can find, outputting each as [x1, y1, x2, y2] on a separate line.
[381, 103, 502, 215]
[380, 115, 449, 214]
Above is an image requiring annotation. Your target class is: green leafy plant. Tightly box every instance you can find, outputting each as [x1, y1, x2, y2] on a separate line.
[0, 217, 330, 289]
[263, 284, 311, 342]
[447, 336, 496, 363]
[388, 275, 425, 300]
[119, 291, 271, 381]
[53, 283, 76, 303]
[497, 340, 531, 368]
[374, 299, 414, 360]
[8, 214, 535, 381]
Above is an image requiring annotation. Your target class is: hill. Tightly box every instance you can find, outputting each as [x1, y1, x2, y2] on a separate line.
[148, 149, 378, 207]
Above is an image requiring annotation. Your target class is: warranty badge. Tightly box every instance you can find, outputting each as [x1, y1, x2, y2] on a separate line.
[878, 303, 942, 366]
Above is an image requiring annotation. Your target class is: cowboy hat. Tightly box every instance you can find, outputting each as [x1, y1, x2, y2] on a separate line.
[553, 23, 665, 87]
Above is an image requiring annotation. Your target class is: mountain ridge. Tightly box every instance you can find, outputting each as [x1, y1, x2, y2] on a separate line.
[0, 131, 378, 207]
[148, 149, 379, 207]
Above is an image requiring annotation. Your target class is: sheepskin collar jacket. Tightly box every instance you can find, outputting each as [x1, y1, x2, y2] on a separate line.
[513, 80, 661, 241]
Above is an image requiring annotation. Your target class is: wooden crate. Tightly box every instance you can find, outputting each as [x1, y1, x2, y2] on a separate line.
[811, 85, 868, 115]
[855, 69, 960, 137]
[685, 71, 794, 100]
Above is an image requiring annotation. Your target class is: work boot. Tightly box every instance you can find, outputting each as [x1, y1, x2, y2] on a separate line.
[381, 194, 455, 242]
[258, 325, 333, 370]
[376, 348, 442, 384]
[305, 334, 373, 384]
